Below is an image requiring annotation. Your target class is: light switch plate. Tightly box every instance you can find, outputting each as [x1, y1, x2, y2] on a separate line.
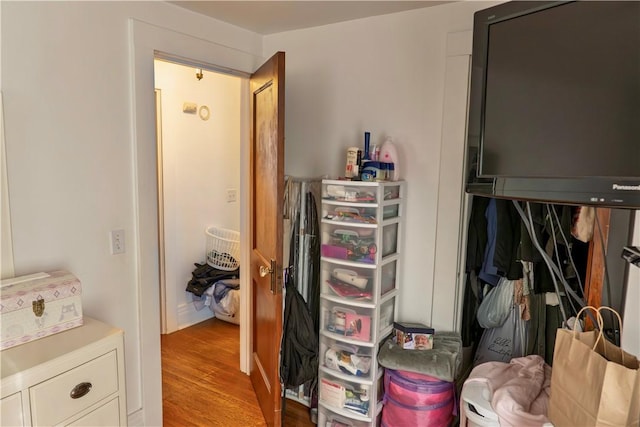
[182, 102, 197, 114]
[110, 229, 125, 254]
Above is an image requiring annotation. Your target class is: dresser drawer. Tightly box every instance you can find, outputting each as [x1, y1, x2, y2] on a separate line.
[66, 397, 120, 427]
[29, 350, 119, 426]
[1, 392, 24, 426]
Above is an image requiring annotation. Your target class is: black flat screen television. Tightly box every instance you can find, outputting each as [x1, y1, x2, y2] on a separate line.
[466, 1, 640, 208]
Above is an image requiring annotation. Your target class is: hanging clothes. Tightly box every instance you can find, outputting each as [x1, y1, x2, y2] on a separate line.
[467, 197, 522, 285]
[280, 277, 319, 388]
[281, 177, 322, 420]
[465, 196, 490, 274]
[304, 191, 321, 334]
[479, 198, 501, 286]
[492, 199, 522, 280]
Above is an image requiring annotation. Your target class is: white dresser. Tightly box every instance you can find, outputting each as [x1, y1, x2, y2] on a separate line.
[1, 317, 127, 426]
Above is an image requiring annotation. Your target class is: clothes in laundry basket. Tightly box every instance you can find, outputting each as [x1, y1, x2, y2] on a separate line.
[191, 279, 241, 324]
[212, 279, 240, 304]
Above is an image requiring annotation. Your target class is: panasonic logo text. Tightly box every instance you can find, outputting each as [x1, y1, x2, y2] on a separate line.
[612, 184, 640, 191]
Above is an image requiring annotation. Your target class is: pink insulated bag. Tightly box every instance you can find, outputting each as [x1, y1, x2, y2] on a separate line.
[382, 369, 455, 427]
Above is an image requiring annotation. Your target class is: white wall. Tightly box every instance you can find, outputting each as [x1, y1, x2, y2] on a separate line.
[0, 2, 10, 280]
[1, 2, 261, 424]
[264, 1, 498, 327]
[154, 60, 241, 332]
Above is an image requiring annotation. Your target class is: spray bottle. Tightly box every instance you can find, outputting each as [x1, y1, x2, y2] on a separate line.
[379, 137, 399, 181]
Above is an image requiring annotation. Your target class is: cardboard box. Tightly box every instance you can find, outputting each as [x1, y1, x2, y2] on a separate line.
[393, 322, 434, 350]
[1, 270, 83, 350]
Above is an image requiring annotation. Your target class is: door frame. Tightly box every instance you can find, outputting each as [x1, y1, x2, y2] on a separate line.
[131, 19, 262, 425]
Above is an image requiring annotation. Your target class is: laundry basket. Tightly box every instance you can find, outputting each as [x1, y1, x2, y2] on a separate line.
[205, 226, 240, 271]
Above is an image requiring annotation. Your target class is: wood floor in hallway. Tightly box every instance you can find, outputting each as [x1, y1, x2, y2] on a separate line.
[161, 317, 315, 426]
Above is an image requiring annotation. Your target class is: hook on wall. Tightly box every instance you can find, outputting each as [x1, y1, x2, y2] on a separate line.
[196, 68, 203, 81]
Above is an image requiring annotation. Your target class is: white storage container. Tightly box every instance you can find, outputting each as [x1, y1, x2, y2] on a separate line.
[460, 381, 500, 427]
[319, 179, 405, 426]
[205, 226, 240, 270]
[460, 380, 554, 427]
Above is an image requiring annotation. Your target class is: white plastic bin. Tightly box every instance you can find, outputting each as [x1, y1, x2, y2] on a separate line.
[460, 380, 554, 427]
[205, 226, 240, 270]
[460, 381, 500, 427]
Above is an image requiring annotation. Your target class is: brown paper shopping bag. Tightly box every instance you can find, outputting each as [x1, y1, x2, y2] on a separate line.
[548, 306, 640, 427]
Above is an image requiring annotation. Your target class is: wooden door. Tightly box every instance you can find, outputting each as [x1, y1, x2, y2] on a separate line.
[249, 51, 285, 427]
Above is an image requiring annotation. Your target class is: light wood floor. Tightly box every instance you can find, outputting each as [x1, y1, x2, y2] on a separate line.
[161, 317, 315, 426]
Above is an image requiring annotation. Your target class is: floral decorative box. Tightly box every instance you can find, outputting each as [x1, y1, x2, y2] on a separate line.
[1, 270, 83, 350]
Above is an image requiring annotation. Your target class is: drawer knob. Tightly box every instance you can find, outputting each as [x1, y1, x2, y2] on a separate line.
[70, 382, 92, 399]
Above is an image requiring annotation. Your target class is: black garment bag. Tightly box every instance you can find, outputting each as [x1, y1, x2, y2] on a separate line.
[280, 212, 318, 389]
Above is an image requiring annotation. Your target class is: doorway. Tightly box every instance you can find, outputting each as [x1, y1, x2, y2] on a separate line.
[153, 59, 243, 333]
[153, 58, 249, 423]
[131, 20, 258, 423]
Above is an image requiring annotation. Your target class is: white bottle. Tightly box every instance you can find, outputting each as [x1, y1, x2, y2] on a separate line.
[379, 137, 399, 181]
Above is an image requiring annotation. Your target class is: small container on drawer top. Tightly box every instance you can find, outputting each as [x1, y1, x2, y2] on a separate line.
[1, 270, 83, 350]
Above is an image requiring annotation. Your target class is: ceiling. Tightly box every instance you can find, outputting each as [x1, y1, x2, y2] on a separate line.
[170, 1, 451, 35]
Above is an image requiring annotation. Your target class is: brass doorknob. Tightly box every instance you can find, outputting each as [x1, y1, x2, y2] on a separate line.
[259, 265, 272, 277]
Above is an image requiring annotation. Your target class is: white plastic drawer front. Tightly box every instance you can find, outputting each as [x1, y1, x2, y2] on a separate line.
[322, 204, 379, 225]
[319, 371, 372, 419]
[320, 336, 375, 381]
[323, 184, 378, 204]
[318, 406, 372, 427]
[321, 261, 375, 303]
[321, 300, 375, 344]
[29, 350, 119, 426]
[321, 224, 378, 265]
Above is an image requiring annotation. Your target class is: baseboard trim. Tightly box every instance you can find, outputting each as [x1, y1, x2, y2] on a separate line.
[177, 301, 214, 330]
[127, 408, 144, 426]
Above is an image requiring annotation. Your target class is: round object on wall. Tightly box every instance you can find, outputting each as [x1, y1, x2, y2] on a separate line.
[198, 105, 210, 121]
